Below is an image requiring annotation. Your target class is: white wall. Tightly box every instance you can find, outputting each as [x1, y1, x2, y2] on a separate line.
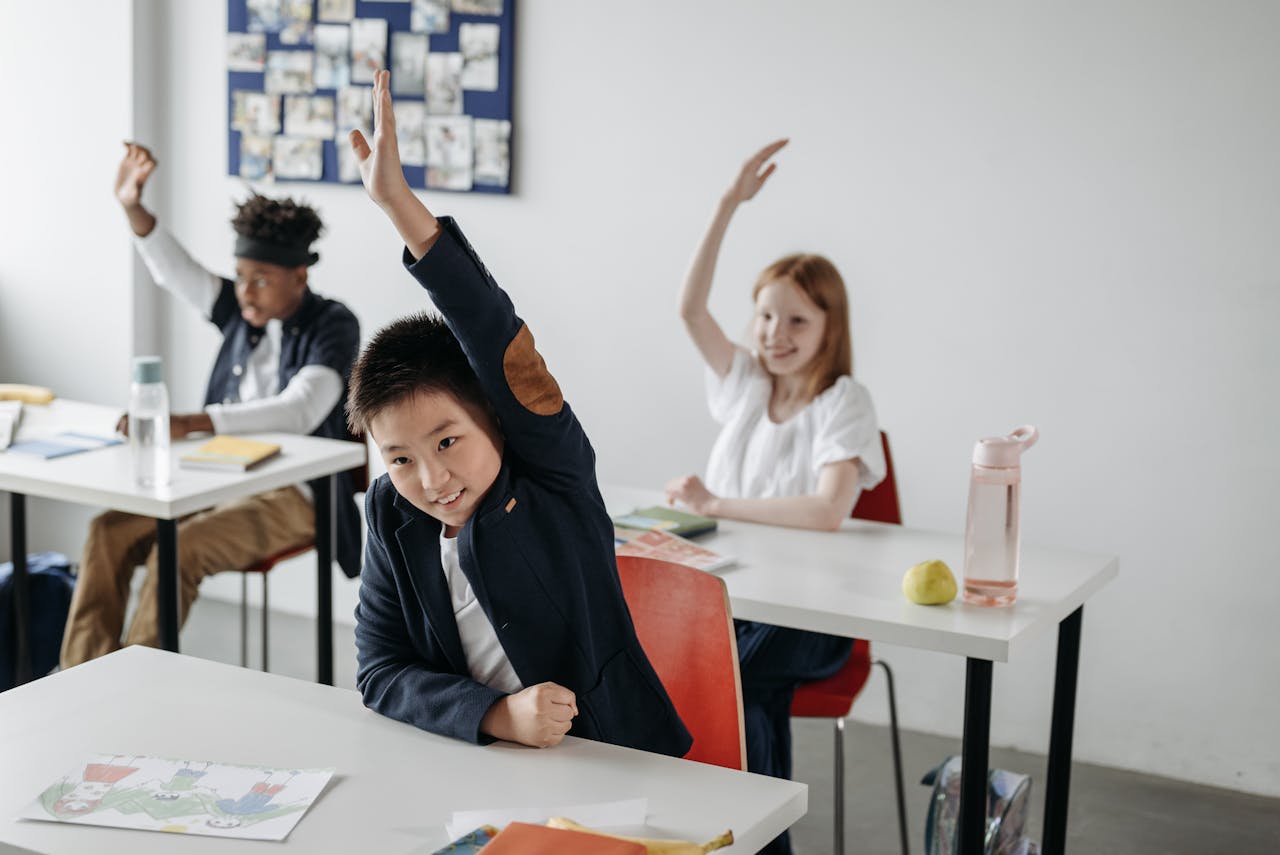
[9, 1, 1277, 797]
[0, 0, 140, 562]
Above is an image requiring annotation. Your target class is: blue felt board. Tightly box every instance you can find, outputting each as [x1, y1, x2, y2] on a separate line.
[227, 0, 515, 193]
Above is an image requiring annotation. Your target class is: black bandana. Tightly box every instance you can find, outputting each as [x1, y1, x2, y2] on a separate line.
[234, 235, 319, 267]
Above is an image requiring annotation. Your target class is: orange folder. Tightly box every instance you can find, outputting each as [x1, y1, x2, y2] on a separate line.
[481, 821, 645, 854]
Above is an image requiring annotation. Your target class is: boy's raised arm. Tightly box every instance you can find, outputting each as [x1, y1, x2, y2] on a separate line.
[349, 70, 441, 260]
[350, 71, 594, 487]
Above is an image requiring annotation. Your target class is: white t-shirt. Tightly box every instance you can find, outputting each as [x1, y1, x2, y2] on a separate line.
[439, 533, 523, 695]
[704, 347, 886, 499]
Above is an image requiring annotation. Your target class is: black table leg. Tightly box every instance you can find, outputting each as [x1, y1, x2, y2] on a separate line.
[1043, 606, 1083, 855]
[9, 492, 31, 685]
[155, 519, 179, 652]
[958, 657, 993, 855]
[315, 475, 334, 686]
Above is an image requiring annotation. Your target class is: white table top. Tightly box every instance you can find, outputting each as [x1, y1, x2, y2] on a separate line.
[0, 648, 805, 855]
[0, 400, 365, 518]
[605, 486, 1118, 663]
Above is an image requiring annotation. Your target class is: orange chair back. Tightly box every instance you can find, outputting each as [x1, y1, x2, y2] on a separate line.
[616, 555, 747, 771]
[850, 431, 902, 525]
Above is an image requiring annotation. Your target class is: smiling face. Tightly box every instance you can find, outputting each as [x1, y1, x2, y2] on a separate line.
[369, 390, 504, 537]
[233, 259, 307, 327]
[752, 277, 828, 378]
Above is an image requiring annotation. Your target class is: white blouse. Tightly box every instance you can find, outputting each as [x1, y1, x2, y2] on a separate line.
[704, 347, 886, 499]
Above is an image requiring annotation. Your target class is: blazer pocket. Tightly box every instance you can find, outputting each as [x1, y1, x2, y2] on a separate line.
[579, 646, 674, 750]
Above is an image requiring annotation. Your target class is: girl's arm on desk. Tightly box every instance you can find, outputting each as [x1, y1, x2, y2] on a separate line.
[666, 458, 862, 532]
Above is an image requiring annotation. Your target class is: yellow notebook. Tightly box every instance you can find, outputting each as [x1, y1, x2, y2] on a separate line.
[179, 435, 281, 472]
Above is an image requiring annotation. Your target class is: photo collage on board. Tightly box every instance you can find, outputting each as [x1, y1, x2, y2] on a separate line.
[228, 0, 512, 193]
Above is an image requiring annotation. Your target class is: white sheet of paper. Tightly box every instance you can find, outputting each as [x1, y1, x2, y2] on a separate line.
[20, 754, 334, 842]
[445, 797, 648, 840]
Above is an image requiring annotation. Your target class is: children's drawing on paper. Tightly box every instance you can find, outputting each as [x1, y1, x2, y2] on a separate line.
[22, 754, 334, 841]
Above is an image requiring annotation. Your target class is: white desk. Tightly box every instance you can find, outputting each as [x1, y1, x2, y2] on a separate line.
[605, 486, 1118, 855]
[0, 647, 806, 854]
[1, 400, 365, 685]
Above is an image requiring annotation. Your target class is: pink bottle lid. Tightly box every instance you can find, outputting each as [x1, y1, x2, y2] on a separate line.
[972, 425, 1038, 468]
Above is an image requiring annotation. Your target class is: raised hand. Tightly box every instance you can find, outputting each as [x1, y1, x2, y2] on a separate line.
[348, 69, 411, 209]
[115, 142, 157, 209]
[724, 138, 789, 206]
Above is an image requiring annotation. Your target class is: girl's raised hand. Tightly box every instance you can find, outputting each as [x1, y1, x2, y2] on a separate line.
[115, 142, 156, 209]
[349, 70, 412, 209]
[724, 138, 789, 206]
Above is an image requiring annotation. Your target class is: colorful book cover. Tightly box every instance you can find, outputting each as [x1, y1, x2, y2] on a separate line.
[431, 825, 499, 853]
[614, 526, 735, 572]
[613, 505, 717, 538]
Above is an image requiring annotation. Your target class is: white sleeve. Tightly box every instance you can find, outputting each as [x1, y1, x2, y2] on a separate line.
[811, 378, 887, 490]
[704, 346, 759, 424]
[132, 226, 223, 318]
[205, 365, 344, 436]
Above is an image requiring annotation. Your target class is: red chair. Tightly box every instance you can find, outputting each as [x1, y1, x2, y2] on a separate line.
[616, 555, 746, 771]
[237, 543, 313, 671]
[791, 430, 909, 855]
[236, 459, 370, 672]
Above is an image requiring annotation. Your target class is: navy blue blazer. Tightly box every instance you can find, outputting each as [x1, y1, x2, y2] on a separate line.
[203, 284, 362, 578]
[354, 218, 692, 758]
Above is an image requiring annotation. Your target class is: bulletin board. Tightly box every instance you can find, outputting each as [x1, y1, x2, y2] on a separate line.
[226, 0, 515, 194]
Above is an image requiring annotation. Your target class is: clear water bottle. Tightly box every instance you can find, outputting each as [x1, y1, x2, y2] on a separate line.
[129, 356, 171, 488]
[962, 425, 1038, 606]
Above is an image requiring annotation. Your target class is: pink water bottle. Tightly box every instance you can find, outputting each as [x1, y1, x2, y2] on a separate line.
[963, 425, 1038, 606]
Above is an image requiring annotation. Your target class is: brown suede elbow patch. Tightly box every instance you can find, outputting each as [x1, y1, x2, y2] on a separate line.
[503, 324, 564, 416]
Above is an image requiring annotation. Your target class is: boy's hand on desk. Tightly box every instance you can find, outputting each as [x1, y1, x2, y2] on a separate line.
[114, 412, 213, 440]
[664, 474, 720, 517]
[481, 682, 578, 749]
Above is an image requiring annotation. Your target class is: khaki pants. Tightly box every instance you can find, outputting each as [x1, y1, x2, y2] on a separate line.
[60, 486, 315, 669]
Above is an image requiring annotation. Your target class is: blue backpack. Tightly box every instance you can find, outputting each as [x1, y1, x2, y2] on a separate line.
[0, 551, 76, 690]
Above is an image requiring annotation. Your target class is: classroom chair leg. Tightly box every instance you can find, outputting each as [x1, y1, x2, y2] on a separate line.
[874, 658, 910, 855]
[261, 573, 269, 672]
[240, 574, 249, 668]
[834, 715, 846, 855]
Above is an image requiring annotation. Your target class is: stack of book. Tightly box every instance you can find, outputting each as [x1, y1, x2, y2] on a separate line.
[612, 506, 733, 572]
[179, 436, 281, 471]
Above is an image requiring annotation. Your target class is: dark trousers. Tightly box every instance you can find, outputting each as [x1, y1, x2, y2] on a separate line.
[736, 619, 853, 855]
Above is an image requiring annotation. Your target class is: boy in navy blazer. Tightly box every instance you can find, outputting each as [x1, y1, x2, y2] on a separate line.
[345, 71, 691, 756]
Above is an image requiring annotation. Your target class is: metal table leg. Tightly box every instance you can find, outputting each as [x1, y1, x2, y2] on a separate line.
[1042, 606, 1083, 855]
[315, 475, 334, 686]
[9, 492, 31, 685]
[156, 518, 179, 652]
[958, 657, 993, 855]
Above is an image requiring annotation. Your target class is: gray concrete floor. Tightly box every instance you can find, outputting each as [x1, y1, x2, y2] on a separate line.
[180, 598, 1280, 855]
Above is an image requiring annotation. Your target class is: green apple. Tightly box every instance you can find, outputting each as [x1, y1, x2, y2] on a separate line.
[902, 559, 957, 605]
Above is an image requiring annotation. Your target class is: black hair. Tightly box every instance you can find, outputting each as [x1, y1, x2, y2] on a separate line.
[346, 312, 493, 435]
[231, 193, 324, 249]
